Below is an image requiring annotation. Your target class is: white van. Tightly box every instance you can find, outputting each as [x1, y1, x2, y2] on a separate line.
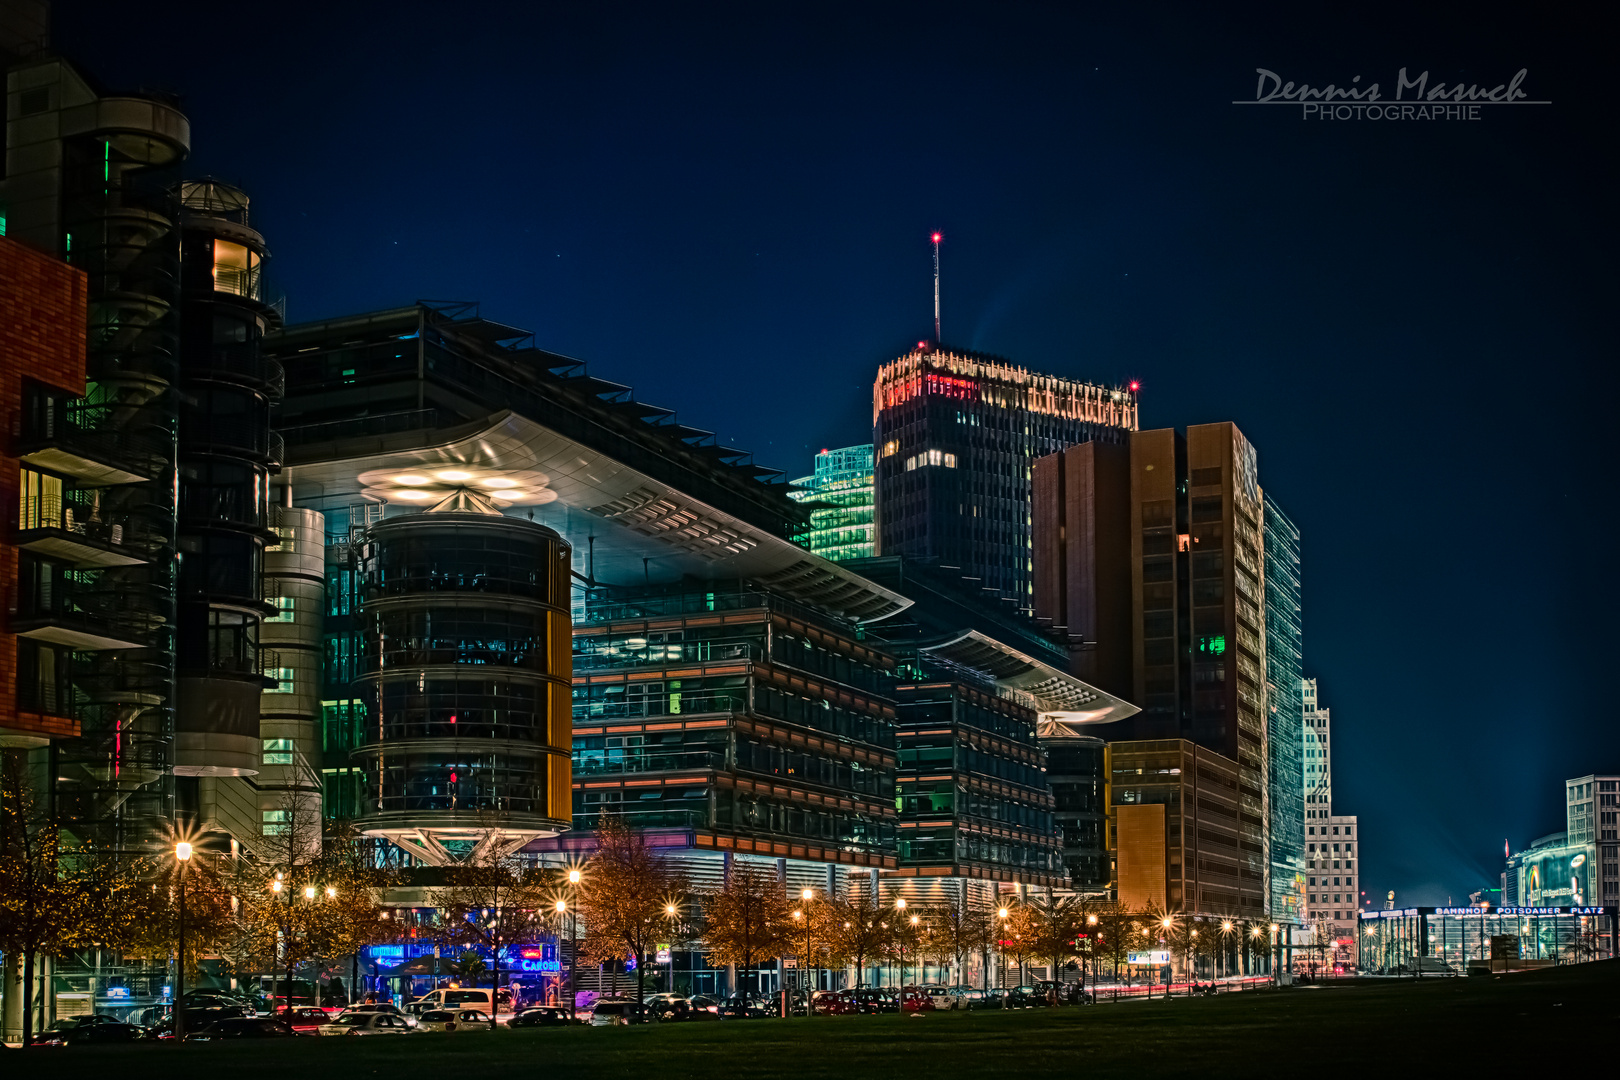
[411, 988, 500, 1014]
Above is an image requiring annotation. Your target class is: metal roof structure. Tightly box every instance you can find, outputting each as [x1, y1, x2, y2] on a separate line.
[919, 628, 1139, 728]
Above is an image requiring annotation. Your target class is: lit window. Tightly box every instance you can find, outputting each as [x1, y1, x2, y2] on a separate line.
[262, 738, 294, 765]
[262, 809, 289, 835]
[265, 596, 295, 623]
[880, 440, 899, 459]
[267, 667, 295, 693]
[213, 239, 260, 298]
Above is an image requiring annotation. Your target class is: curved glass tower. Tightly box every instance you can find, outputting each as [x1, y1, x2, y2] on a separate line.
[353, 491, 572, 862]
[173, 180, 282, 781]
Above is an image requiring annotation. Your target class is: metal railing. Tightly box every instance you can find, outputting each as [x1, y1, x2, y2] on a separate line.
[20, 494, 135, 549]
[573, 748, 726, 776]
[572, 690, 747, 723]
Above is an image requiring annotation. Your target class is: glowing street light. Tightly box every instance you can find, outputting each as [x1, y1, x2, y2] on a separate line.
[174, 841, 193, 1040]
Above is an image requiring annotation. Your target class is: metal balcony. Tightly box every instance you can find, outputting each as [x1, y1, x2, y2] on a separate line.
[17, 494, 148, 569]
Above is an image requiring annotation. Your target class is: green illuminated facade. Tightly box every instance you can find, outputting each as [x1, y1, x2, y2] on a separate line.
[1264, 497, 1306, 927]
[790, 444, 875, 561]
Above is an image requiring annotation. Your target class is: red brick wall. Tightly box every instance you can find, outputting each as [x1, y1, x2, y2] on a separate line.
[0, 234, 88, 739]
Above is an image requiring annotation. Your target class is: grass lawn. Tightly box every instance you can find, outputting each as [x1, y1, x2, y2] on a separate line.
[14, 961, 1617, 1078]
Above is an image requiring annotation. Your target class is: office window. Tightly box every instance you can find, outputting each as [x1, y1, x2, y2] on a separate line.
[262, 738, 294, 765]
[267, 667, 295, 693]
[265, 596, 295, 623]
[262, 810, 288, 835]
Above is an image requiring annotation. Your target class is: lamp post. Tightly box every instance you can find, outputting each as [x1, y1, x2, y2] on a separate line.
[1271, 924, 1281, 986]
[800, 888, 815, 1004]
[1221, 921, 1234, 987]
[996, 907, 1009, 999]
[565, 867, 581, 1021]
[1086, 913, 1098, 997]
[894, 897, 907, 991]
[1160, 916, 1173, 996]
[174, 842, 192, 1041]
[664, 903, 678, 1000]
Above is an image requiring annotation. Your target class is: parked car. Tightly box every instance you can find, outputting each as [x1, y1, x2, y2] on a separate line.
[588, 998, 654, 1026]
[149, 1006, 250, 1039]
[810, 990, 842, 1015]
[718, 994, 774, 1019]
[184, 1018, 297, 1041]
[416, 1009, 492, 1033]
[509, 1007, 574, 1028]
[899, 989, 936, 1013]
[275, 1007, 333, 1035]
[36, 1021, 149, 1047]
[317, 1012, 415, 1036]
[1392, 958, 1458, 977]
[409, 988, 509, 1015]
[825, 988, 896, 1015]
[337, 1003, 416, 1027]
[688, 995, 722, 1014]
[947, 987, 993, 1010]
[69, 1022, 150, 1045]
[31, 1015, 123, 1045]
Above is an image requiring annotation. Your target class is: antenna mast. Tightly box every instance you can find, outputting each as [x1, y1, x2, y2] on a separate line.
[931, 232, 942, 344]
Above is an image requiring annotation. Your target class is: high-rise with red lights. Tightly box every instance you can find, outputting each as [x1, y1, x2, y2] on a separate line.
[872, 346, 1136, 612]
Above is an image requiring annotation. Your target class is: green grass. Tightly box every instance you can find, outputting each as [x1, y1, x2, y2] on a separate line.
[19, 962, 1618, 1077]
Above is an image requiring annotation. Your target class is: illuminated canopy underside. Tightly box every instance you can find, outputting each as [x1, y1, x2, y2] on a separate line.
[290, 409, 912, 624]
[919, 629, 1140, 729]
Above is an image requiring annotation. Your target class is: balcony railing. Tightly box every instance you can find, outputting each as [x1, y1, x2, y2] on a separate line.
[572, 690, 747, 724]
[573, 748, 726, 776]
[213, 263, 261, 301]
[20, 494, 137, 550]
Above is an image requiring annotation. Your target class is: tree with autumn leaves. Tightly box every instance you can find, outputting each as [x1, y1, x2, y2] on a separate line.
[575, 817, 687, 1010]
[699, 861, 788, 994]
[0, 752, 173, 1048]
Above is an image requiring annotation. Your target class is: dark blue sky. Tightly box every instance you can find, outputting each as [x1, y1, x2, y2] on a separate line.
[59, 3, 1616, 905]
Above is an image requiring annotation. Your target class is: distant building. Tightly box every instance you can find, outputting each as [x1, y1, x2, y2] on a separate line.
[789, 444, 875, 561]
[1302, 678, 1331, 817]
[1566, 774, 1619, 905]
[873, 345, 1135, 610]
[0, 232, 87, 749]
[1108, 738, 1264, 916]
[1263, 499, 1305, 929]
[1302, 813, 1359, 971]
[848, 555, 1135, 892]
[1033, 423, 1271, 919]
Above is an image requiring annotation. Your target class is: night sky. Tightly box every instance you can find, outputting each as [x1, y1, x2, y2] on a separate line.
[57, 3, 1616, 906]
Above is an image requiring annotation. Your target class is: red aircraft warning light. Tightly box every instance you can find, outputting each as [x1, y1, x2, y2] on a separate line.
[1128, 380, 1141, 392]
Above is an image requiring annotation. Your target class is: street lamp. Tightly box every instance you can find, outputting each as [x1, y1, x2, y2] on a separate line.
[174, 842, 192, 1041]
[997, 907, 1009, 993]
[564, 867, 581, 1021]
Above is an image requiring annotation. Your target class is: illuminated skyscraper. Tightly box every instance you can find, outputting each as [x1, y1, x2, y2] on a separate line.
[872, 346, 1136, 610]
[790, 444, 875, 561]
[1264, 499, 1305, 928]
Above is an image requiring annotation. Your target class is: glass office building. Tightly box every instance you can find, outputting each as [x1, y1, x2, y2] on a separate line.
[1264, 498, 1305, 925]
[790, 444, 876, 561]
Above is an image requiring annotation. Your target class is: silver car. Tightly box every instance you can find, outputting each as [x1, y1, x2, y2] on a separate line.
[316, 1012, 414, 1036]
[416, 1009, 492, 1033]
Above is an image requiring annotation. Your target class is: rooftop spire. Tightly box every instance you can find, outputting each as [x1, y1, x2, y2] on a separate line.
[426, 487, 503, 515]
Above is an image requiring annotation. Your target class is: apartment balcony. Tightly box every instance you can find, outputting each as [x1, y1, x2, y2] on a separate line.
[18, 400, 169, 486]
[17, 494, 148, 569]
